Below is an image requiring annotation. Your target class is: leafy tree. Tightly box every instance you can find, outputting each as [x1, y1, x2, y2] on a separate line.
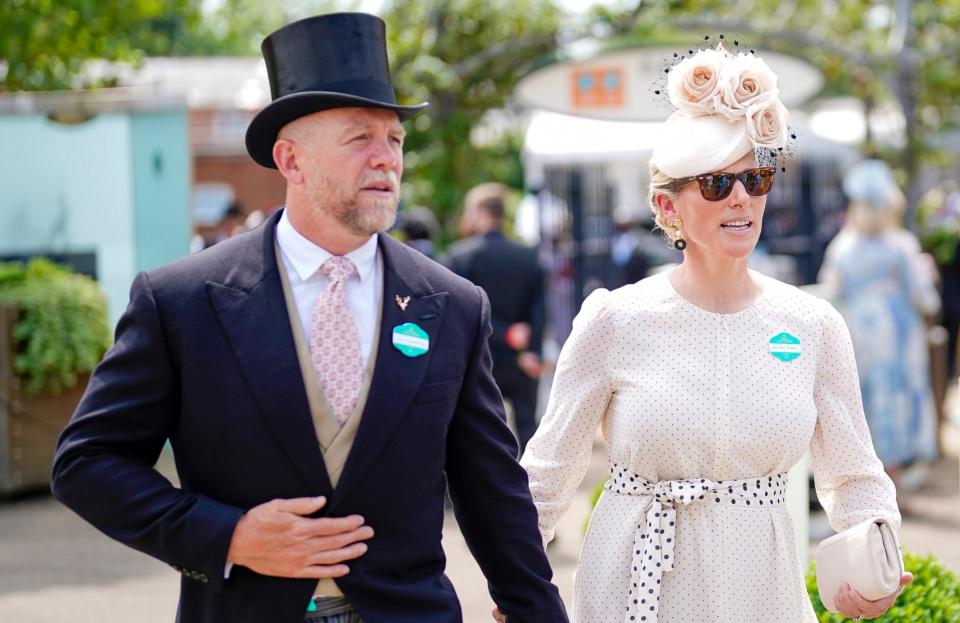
[383, 0, 562, 228]
[139, 0, 347, 56]
[0, 0, 200, 91]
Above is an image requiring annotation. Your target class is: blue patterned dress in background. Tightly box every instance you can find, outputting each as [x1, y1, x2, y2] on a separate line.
[819, 229, 940, 467]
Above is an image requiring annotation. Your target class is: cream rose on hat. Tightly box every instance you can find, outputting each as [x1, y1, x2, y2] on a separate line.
[667, 48, 726, 116]
[746, 98, 789, 149]
[713, 53, 779, 122]
[651, 43, 790, 178]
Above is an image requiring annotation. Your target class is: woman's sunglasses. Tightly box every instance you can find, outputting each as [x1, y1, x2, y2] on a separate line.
[672, 166, 776, 201]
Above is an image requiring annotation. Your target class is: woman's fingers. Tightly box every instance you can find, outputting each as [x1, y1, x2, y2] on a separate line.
[834, 583, 865, 619]
[836, 581, 904, 620]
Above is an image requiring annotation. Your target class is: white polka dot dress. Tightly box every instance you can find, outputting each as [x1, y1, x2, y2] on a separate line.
[521, 270, 900, 623]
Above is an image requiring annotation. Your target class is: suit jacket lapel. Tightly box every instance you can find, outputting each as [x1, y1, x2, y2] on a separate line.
[332, 235, 448, 504]
[206, 210, 333, 496]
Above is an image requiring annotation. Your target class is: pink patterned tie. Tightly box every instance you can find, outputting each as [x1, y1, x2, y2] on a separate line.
[309, 256, 363, 427]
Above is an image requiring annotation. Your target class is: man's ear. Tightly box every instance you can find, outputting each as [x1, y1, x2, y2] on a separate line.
[273, 139, 304, 185]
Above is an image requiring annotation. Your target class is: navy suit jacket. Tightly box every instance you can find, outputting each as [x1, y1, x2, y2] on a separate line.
[52, 210, 567, 623]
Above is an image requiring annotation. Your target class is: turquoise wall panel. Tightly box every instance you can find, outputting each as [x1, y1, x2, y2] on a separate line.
[130, 111, 191, 273]
[0, 114, 136, 324]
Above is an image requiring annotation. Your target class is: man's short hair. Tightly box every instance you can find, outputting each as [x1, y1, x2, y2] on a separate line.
[464, 182, 510, 221]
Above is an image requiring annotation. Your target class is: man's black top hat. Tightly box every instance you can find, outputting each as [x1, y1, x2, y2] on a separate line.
[245, 12, 428, 168]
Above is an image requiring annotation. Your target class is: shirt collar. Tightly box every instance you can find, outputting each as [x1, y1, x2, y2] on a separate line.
[276, 209, 379, 284]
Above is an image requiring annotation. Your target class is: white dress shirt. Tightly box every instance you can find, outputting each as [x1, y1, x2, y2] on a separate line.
[275, 209, 383, 365]
[225, 212, 383, 579]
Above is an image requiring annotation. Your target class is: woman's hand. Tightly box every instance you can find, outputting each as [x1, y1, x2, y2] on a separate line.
[834, 573, 913, 619]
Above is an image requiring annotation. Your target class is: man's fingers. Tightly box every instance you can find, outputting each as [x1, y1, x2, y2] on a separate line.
[308, 526, 376, 551]
[274, 496, 328, 515]
[307, 542, 369, 565]
[297, 564, 351, 579]
[300, 514, 368, 537]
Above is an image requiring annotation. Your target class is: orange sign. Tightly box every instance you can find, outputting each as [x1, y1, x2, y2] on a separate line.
[571, 67, 624, 108]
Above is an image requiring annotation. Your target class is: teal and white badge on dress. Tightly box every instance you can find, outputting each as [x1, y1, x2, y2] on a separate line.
[392, 323, 430, 358]
[769, 332, 801, 362]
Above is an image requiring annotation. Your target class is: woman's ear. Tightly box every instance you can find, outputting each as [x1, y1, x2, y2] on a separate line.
[656, 192, 678, 222]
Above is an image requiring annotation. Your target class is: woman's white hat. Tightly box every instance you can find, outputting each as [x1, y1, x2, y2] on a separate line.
[651, 44, 790, 178]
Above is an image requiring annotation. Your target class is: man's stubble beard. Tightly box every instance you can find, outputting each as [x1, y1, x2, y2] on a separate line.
[307, 171, 400, 236]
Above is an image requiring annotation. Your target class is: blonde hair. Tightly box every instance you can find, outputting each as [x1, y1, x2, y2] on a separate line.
[648, 162, 688, 241]
[844, 198, 905, 234]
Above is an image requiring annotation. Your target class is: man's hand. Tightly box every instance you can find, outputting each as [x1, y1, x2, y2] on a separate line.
[505, 322, 531, 352]
[492, 607, 506, 623]
[518, 352, 543, 379]
[226, 496, 373, 579]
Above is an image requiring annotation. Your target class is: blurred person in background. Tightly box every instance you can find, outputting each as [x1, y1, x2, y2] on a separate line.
[918, 181, 960, 378]
[610, 212, 652, 287]
[398, 205, 439, 259]
[818, 159, 940, 512]
[444, 182, 546, 453]
[212, 202, 247, 246]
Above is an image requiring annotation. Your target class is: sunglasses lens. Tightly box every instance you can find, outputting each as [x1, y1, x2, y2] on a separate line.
[699, 174, 733, 200]
[745, 169, 775, 196]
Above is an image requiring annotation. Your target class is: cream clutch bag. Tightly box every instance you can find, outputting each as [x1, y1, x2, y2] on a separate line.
[815, 517, 904, 613]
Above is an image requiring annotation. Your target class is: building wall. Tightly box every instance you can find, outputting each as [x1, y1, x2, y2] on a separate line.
[194, 155, 286, 216]
[0, 114, 136, 324]
[0, 109, 189, 326]
[131, 111, 192, 272]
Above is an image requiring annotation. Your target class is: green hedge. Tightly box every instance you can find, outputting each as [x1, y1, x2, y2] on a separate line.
[0, 259, 111, 395]
[806, 551, 960, 622]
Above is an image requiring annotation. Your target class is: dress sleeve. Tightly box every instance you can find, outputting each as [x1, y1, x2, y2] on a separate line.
[896, 232, 941, 316]
[520, 288, 615, 544]
[810, 299, 901, 532]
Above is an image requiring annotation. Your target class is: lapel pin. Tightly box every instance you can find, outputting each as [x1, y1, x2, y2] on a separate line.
[395, 294, 411, 311]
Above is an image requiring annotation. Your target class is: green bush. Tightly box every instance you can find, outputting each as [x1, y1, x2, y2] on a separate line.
[806, 551, 960, 622]
[0, 259, 111, 395]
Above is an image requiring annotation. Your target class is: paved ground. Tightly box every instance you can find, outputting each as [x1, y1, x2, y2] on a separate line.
[0, 436, 956, 623]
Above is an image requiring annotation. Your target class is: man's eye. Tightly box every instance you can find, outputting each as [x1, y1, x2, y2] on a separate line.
[352, 134, 370, 141]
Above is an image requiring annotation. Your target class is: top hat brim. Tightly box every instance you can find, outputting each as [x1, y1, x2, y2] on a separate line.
[245, 91, 429, 169]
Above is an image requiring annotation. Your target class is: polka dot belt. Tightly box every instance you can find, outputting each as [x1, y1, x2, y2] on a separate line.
[604, 464, 788, 623]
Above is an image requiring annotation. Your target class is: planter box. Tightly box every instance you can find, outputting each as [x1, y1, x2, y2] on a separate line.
[0, 305, 88, 496]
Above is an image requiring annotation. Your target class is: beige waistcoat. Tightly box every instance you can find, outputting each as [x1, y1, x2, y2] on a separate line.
[276, 242, 382, 598]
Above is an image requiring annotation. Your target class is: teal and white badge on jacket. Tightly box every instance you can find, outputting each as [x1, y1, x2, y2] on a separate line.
[769, 332, 801, 362]
[392, 323, 430, 358]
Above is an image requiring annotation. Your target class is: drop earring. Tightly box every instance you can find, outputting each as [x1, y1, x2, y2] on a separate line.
[673, 219, 687, 251]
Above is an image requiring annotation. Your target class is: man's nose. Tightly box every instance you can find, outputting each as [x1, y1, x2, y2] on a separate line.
[369, 137, 400, 170]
